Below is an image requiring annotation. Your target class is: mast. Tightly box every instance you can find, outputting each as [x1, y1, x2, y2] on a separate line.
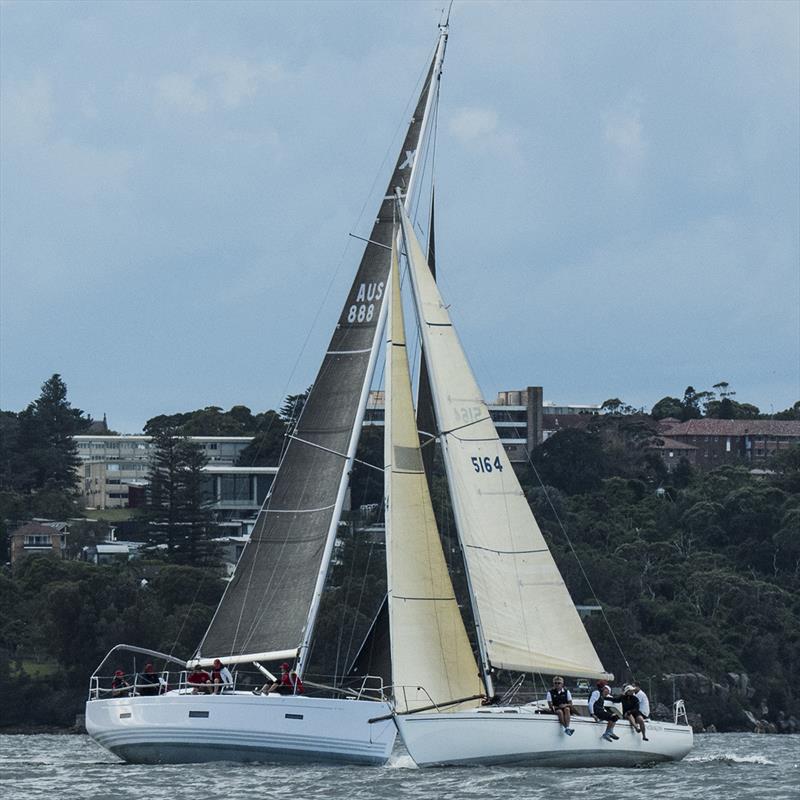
[416, 186, 438, 489]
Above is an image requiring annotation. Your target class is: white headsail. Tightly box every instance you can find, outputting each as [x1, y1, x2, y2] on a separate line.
[384, 234, 482, 712]
[398, 202, 611, 681]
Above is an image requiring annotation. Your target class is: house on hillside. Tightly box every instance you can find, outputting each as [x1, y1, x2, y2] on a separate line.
[9, 521, 68, 566]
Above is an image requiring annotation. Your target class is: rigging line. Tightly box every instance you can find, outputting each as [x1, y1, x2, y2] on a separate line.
[234, 390, 334, 653]
[347, 233, 391, 251]
[343, 533, 378, 684]
[415, 80, 440, 233]
[307, 353, 387, 675]
[286, 434, 383, 473]
[524, 451, 634, 678]
[169, 570, 207, 660]
[216, 385, 315, 654]
[350, 38, 437, 241]
[440, 415, 493, 437]
[332, 521, 362, 687]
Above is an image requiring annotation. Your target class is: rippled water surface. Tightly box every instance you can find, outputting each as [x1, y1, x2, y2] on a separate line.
[3, 733, 798, 800]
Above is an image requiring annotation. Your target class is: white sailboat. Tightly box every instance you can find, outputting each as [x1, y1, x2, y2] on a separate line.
[379, 198, 695, 767]
[84, 24, 451, 766]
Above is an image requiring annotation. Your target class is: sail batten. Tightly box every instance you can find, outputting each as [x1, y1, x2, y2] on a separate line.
[399, 204, 610, 681]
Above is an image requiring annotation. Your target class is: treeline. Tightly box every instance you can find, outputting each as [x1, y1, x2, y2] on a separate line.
[0, 558, 224, 727]
[649, 382, 799, 421]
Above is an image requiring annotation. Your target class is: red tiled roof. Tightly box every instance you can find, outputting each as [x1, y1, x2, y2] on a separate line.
[664, 419, 800, 437]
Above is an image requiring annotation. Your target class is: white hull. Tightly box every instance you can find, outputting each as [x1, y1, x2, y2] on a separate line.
[396, 707, 693, 767]
[85, 690, 396, 765]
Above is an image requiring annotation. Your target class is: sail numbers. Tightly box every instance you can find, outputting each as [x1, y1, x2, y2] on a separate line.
[347, 281, 384, 325]
[471, 456, 504, 474]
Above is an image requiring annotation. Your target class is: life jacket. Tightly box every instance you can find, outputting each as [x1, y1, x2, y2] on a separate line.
[550, 687, 570, 707]
[593, 693, 610, 716]
[621, 694, 640, 714]
[280, 671, 304, 694]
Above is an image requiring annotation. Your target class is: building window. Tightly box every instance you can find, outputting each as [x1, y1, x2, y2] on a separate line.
[24, 535, 52, 546]
[221, 475, 252, 502]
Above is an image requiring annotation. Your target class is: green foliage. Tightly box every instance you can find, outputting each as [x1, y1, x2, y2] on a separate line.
[0, 375, 91, 517]
[774, 401, 800, 421]
[534, 458, 800, 720]
[0, 556, 224, 728]
[651, 396, 683, 420]
[235, 410, 286, 467]
[144, 431, 217, 565]
[530, 429, 607, 494]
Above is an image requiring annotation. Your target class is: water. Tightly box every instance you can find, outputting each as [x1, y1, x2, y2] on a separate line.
[2, 734, 798, 800]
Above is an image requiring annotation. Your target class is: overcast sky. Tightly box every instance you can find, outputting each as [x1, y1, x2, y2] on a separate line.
[2, 0, 798, 433]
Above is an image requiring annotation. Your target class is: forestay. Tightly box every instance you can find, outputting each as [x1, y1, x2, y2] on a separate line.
[384, 236, 482, 712]
[399, 204, 611, 680]
[197, 45, 445, 665]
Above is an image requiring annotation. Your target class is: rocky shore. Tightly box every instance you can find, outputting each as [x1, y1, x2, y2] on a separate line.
[661, 671, 799, 733]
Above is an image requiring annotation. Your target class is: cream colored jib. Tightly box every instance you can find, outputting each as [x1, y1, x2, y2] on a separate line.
[384, 235, 483, 712]
[398, 204, 611, 680]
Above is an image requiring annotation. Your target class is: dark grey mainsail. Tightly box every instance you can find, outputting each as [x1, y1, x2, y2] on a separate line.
[198, 34, 447, 666]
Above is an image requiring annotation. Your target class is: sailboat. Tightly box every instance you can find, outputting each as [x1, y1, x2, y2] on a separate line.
[377, 195, 695, 767]
[84, 23, 451, 766]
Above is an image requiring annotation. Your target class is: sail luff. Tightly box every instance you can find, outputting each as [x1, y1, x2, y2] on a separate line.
[398, 203, 611, 681]
[197, 30, 449, 668]
[384, 233, 482, 712]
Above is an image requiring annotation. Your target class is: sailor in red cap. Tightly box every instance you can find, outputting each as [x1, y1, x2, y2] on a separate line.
[210, 658, 233, 694]
[111, 668, 130, 697]
[253, 661, 303, 696]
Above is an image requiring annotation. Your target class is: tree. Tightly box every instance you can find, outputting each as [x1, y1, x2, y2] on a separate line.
[651, 397, 683, 420]
[0, 375, 90, 516]
[530, 429, 607, 494]
[236, 410, 286, 467]
[280, 388, 311, 428]
[681, 386, 710, 420]
[145, 426, 182, 554]
[176, 440, 217, 565]
[601, 398, 635, 415]
[144, 427, 214, 562]
[774, 401, 800, 421]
